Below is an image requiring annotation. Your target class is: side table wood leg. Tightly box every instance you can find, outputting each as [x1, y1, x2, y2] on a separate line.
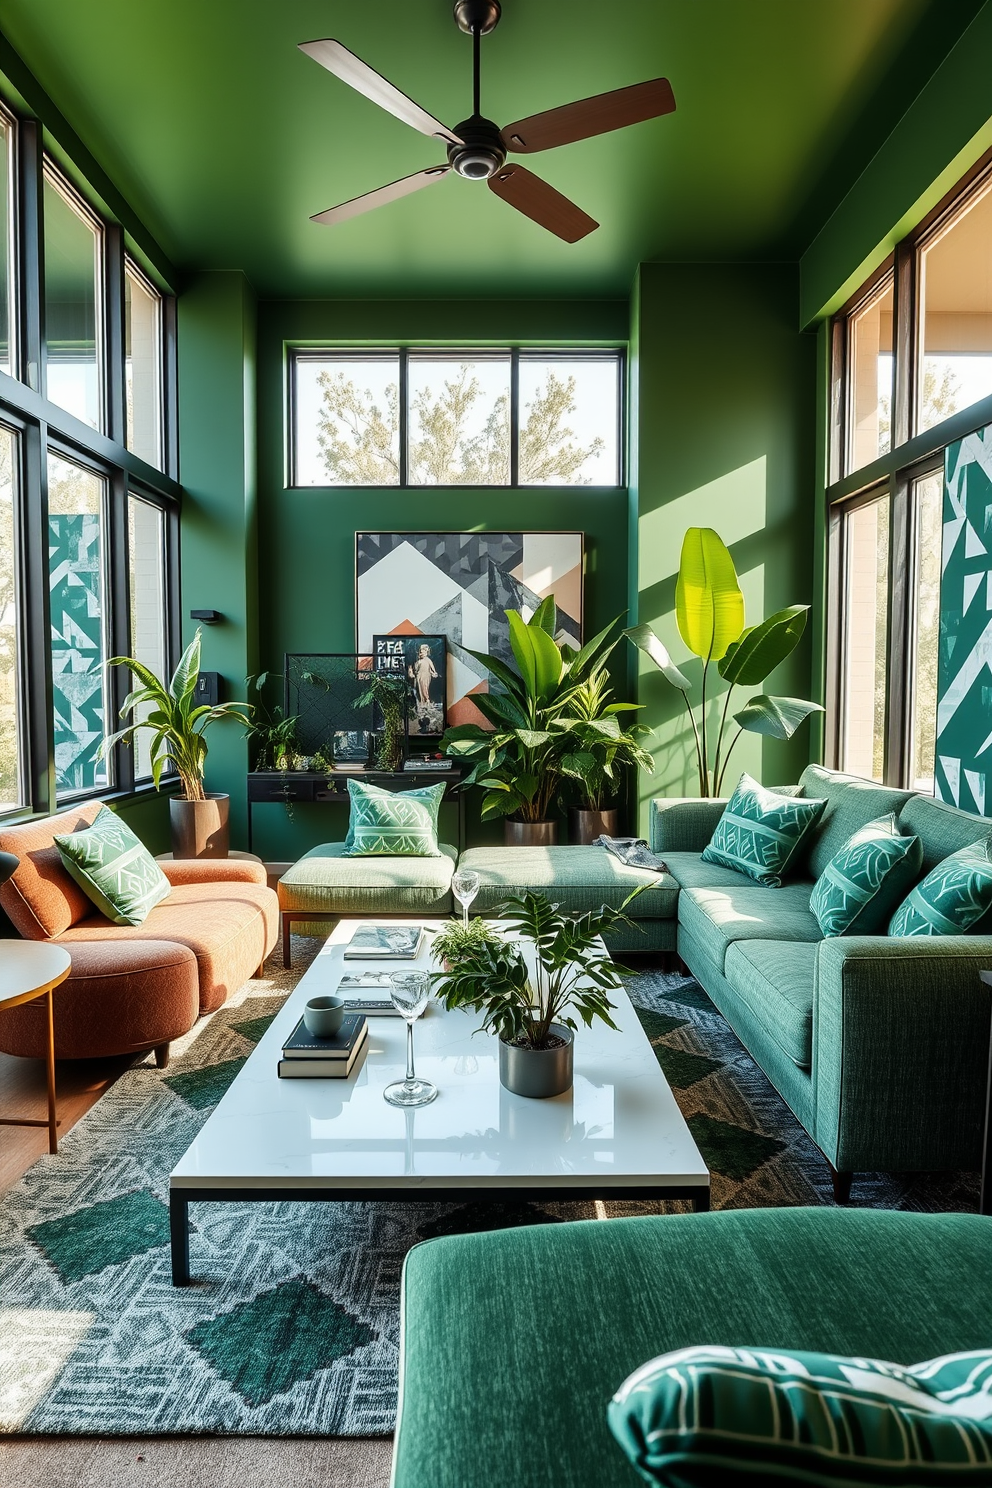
[45, 986, 58, 1154]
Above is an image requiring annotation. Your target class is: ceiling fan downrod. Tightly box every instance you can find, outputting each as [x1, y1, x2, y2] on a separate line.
[448, 1, 505, 180]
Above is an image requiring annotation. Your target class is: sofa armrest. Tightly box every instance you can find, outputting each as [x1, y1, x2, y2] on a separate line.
[813, 936, 992, 1173]
[161, 859, 268, 888]
[649, 798, 727, 855]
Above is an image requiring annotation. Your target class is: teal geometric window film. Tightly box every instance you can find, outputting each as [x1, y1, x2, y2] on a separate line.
[0, 423, 22, 810]
[48, 453, 109, 797]
[936, 426, 992, 816]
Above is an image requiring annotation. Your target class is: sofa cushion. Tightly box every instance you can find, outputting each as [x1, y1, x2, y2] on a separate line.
[889, 838, 992, 937]
[54, 805, 170, 926]
[897, 793, 992, 874]
[343, 778, 445, 857]
[702, 774, 825, 886]
[609, 1343, 992, 1488]
[0, 799, 103, 938]
[809, 814, 923, 937]
[662, 851, 754, 892]
[456, 846, 678, 919]
[724, 940, 817, 1067]
[678, 883, 821, 972]
[798, 765, 915, 879]
[278, 842, 457, 916]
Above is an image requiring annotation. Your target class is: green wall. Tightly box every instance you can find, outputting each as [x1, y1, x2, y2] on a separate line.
[631, 263, 817, 833]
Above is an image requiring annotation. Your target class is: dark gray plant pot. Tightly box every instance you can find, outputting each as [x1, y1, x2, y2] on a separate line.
[504, 818, 559, 847]
[568, 806, 621, 844]
[499, 1023, 573, 1099]
[169, 793, 230, 858]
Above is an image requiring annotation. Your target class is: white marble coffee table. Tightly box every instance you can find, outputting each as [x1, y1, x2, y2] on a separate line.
[169, 919, 709, 1283]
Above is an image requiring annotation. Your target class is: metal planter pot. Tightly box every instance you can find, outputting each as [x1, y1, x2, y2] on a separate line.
[504, 818, 559, 847]
[499, 1023, 574, 1098]
[169, 793, 230, 858]
[568, 806, 621, 844]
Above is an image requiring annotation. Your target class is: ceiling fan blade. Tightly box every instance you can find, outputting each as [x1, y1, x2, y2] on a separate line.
[488, 164, 597, 243]
[501, 78, 675, 153]
[299, 39, 463, 145]
[311, 166, 452, 226]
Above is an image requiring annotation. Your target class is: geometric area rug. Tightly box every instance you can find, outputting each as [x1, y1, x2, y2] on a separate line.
[0, 941, 978, 1437]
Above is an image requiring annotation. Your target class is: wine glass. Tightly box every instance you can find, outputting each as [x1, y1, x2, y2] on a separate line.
[452, 869, 480, 928]
[383, 971, 437, 1108]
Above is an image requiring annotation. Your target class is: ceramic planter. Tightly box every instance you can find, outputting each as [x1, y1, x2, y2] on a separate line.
[504, 818, 559, 847]
[568, 806, 621, 844]
[169, 793, 230, 858]
[499, 1022, 573, 1098]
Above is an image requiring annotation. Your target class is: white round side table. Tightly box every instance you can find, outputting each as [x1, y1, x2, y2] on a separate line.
[0, 942, 71, 1154]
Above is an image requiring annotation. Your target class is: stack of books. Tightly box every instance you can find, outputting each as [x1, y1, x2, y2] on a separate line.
[277, 1013, 368, 1079]
[343, 924, 425, 959]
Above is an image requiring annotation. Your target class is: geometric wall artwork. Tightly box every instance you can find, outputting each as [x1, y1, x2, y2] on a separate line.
[356, 532, 583, 729]
[936, 427, 992, 816]
[49, 512, 108, 795]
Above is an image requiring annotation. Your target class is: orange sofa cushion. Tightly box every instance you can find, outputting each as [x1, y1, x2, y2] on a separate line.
[0, 801, 102, 939]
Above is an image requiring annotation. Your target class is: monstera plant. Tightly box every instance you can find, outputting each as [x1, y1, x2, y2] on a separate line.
[626, 528, 822, 798]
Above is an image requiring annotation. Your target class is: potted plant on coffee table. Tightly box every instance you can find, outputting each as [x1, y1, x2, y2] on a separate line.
[103, 629, 252, 858]
[433, 890, 638, 1098]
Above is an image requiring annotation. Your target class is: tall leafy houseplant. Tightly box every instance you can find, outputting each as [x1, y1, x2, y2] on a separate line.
[555, 667, 654, 813]
[626, 528, 822, 797]
[442, 598, 623, 828]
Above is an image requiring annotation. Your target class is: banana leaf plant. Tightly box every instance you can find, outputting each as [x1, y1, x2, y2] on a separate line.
[441, 597, 624, 822]
[626, 528, 822, 797]
[101, 629, 252, 800]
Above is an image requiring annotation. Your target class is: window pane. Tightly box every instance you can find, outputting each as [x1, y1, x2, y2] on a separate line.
[519, 357, 620, 484]
[125, 264, 163, 467]
[842, 496, 889, 781]
[0, 114, 12, 377]
[44, 172, 101, 430]
[847, 278, 892, 472]
[908, 471, 942, 793]
[919, 182, 992, 433]
[408, 355, 510, 485]
[48, 452, 109, 796]
[294, 355, 399, 486]
[128, 496, 167, 780]
[0, 425, 22, 809]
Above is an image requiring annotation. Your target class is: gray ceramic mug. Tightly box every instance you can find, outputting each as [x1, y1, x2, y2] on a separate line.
[303, 995, 345, 1038]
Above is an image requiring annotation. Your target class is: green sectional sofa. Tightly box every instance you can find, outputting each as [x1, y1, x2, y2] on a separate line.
[391, 1206, 992, 1488]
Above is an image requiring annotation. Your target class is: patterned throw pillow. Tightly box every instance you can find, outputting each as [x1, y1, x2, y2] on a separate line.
[343, 779, 446, 857]
[54, 806, 170, 926]
[609, 1344, 992, 1486]
[889, 836, 992, 936]
[810, 813, 922, 936]
[701, 773, 826, 886]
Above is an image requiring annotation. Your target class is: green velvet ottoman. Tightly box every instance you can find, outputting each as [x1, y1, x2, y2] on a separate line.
[455, 845, 679, 952]
[392, 1207, 992, 1488]
[276, 843, 457, 966]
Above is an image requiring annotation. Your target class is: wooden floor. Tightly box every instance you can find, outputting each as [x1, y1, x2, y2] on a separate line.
[0, 1045, 134, 1197]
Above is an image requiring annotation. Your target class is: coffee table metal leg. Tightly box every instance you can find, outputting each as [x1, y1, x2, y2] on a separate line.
[45, 987, 57, 1154]
[692, 1187, 710, 1213]
[282, 913, 292, 970]
[170, 1191, 190, 1285]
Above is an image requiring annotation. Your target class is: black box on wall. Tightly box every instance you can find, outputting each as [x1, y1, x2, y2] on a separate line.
[196, 671, 222, 706]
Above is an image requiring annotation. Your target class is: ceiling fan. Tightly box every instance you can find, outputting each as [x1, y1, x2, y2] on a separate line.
[299, 0, 675, 243]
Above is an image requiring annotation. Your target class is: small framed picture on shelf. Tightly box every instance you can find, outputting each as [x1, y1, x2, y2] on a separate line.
[373, 634, 447, 740]
[332, 729, 370, 766]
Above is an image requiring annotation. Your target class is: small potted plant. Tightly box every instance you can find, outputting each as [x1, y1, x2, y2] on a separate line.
[355, 671, 406, 771]
[104, 630, 252, 858]
[430, 917, 503, 972]
[433, 890, 640, 1098]
[554, 667, 655, 843]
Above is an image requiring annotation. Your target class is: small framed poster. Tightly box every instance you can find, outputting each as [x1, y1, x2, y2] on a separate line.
[333, 729, 370, 764]
[373, 634, 447, 740]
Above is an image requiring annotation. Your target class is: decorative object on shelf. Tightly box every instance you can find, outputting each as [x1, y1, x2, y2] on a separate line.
[433, 889, 637, 1098]
[555, 651, 654, 843]
[429, 917, 502, 972]
[441, 596, 621, 845]
[626, 527, 823, 797]
[373, 633, 448, 740]
[354, 670, 407, 770]
[383, 971, 437, 1108]
[333, 729, 370, 765]
[357, 531, 583, 730]
[452, 867, 481, 925]
[103, 629, 251, 858]
[284, 653, 375, 760]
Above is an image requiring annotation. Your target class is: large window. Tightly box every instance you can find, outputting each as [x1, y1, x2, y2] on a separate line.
[291, 348, 622, 488]
[43, 168, 102, 432]
[125, 260, 163, 467]
[840, 495, 889, 781]
[0, 108, 13, 377]
[127, 495, 167, 780]
[918, 181, 992, 434]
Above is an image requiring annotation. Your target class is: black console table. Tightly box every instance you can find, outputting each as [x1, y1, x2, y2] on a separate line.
[246, 765, 469, 854]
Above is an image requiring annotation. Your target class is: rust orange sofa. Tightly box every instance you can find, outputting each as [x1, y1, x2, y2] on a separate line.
[0, 801, 278, 1066]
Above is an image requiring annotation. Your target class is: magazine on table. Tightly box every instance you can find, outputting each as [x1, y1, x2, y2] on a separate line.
[343, 924, 425, 960]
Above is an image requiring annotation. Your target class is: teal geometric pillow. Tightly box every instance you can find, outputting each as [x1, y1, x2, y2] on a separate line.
[54, 806, 170, 926]
[609, 1344, 992, 1486]
[810, 814, 922, 936]
[701, 773, 826, 886]
[343, 778, 446, 857]
[889, 836, 992, 936]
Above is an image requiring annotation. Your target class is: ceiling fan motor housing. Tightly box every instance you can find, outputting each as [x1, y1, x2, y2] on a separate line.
[453, 0, 501, 35]
[447, 115, 506, 179]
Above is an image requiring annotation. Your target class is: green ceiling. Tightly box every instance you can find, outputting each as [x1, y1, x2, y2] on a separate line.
[0, 0, 977, 299]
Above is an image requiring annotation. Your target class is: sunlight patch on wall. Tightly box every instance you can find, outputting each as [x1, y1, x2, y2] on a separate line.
[637, 456, 768, 597]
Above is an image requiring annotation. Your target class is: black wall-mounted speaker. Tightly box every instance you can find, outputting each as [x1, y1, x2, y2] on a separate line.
[196, 671, 222, 706]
